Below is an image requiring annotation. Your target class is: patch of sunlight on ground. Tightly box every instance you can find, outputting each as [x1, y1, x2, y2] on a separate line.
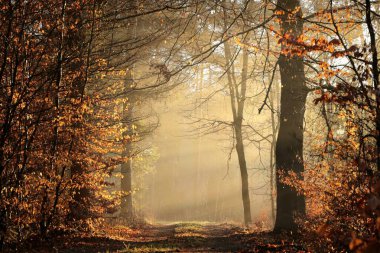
[121, 245, 178, 253]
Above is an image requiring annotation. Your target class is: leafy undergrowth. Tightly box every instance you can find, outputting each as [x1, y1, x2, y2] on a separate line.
[10, 222, 309, 252]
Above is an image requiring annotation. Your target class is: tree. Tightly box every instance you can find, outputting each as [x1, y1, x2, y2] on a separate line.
[274, 0, 308, 232]
[0, 0, 164, 245]
[223, 40, 252, 225]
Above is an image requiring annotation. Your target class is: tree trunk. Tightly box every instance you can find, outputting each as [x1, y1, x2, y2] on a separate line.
[120, 80, 134, 220]
[119, 0, 138, 221]
[223, 36, 252, 225]
[364, 0, 380, 171]
[120, 152, 133, 219]
[269, 84, 278, 227]
[274, 0, 307, 232]
[235, 123, 252, 225]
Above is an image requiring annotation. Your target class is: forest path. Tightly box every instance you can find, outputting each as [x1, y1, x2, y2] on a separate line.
[31, 222, 305, 252]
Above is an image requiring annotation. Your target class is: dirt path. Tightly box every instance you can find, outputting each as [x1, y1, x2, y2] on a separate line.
[115, 223, 252, 252]
[25, 223, 306, 252]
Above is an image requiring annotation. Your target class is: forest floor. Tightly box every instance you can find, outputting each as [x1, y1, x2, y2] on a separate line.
[20, 222, 308, 252]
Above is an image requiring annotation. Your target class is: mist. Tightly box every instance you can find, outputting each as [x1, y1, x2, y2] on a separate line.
[132, 78, 276, 226]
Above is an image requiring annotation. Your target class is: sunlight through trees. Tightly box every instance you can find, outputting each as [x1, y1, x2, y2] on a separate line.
[0, 0, 379, 252]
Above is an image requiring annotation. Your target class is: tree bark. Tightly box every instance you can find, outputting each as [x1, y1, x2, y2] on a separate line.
[269, 84, 278, 227]
[223, 38, 252, 225]
[235, 122, 252, 225]
[120, 153, 133, 219]
[120, 76, 134, 220]
[118, 0, 138, 221]
[364, 0, 380, 171]
[274, 0, 308, 232]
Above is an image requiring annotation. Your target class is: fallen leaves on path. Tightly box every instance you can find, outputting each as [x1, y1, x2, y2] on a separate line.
[13, 222, 309, 252]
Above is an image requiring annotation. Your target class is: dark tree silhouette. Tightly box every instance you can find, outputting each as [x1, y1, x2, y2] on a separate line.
[274, 0, 308, 232]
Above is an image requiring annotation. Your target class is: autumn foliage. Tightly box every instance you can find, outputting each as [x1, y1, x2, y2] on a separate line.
[0, 0, 129, 246]
[273, 1, 380, 251]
